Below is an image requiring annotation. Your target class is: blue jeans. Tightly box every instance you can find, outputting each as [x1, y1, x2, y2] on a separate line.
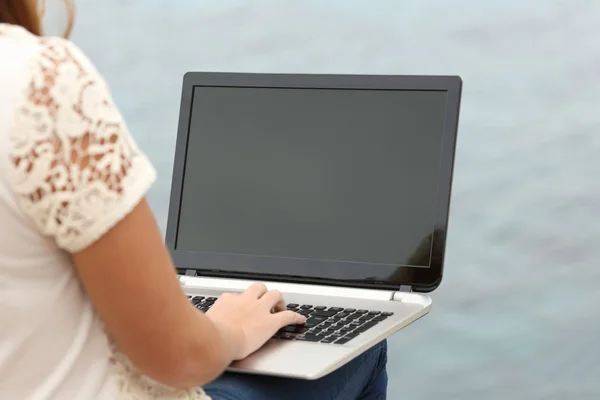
[204, 340, 388, 400]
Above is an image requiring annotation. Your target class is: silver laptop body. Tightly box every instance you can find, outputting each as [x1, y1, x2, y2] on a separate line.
[166, 72, 462, 380]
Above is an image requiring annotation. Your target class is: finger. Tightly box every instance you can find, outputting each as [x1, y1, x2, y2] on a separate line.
[243, 282, 268, 299]
[259, 289, 286, 311]
[273, 310, 306, 327]
[273, 300, 287, 313]
[218, 292, 238, 300]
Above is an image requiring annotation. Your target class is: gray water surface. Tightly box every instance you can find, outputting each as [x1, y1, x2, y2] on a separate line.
[69, 1, 600, 398]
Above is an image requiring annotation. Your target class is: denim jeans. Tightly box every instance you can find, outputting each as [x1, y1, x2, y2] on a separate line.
[204, 340, 388, 400]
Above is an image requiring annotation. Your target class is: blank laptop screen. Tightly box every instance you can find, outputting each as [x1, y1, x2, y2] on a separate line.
[176, 86, 448, 267]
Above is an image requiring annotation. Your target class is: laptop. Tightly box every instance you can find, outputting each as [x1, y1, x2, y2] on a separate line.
[165, 72, 462, 380]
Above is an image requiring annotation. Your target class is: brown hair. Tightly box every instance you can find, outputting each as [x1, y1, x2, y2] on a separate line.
[0, 0, 75, 37]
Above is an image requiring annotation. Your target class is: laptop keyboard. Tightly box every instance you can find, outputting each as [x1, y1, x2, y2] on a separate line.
[188, 296, 393, 345]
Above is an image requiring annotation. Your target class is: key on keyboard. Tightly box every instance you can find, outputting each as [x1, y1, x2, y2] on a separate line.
[188, 297, 393, 345]
[275, 303, 393, 345]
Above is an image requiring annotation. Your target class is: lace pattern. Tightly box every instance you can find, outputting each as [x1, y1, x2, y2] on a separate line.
[8, 34, 156, 253]
[108, 341, 209, 400]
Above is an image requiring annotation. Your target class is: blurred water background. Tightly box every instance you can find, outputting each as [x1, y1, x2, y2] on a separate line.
[62, 0, 600, 398]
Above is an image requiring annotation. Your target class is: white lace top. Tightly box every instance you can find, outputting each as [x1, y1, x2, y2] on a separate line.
[0, 24, 209, 400]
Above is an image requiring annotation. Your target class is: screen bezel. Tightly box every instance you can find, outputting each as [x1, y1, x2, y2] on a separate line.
[165, 72, 462, 292]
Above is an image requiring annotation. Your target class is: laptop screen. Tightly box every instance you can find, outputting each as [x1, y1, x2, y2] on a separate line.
[175, 86, 448, 269]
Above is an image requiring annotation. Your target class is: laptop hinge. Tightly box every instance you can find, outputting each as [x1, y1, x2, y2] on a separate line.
[399, 285, 412, 293]
[185, 269, 198, 277]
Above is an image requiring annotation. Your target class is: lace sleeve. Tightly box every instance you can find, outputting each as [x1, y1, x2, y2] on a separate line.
[8, 37, 157, 253]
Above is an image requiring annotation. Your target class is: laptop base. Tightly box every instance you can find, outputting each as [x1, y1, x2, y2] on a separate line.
[182, 278, 430, 379]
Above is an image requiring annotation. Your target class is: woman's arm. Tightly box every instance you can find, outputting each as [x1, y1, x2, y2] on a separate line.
[72, 199, 237, 387]
[74, 200, 304, 388]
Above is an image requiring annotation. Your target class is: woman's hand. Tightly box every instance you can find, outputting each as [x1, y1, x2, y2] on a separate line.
[205, 283, 306, 360]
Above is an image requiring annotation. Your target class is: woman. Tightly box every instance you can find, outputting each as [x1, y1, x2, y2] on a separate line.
[0, 1, 388, 399]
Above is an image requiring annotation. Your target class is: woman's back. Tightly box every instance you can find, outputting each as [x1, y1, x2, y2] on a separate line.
[0, 24, 116, 398]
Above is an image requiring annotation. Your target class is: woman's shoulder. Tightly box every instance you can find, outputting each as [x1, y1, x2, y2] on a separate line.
[0, 22, 77, 48]
[0, 24, 99, 117]
[0, 23, 37, 42]
[0, 23, 96, 80]
[0, 24, 41, 89]
[2, 24, 156, 254]
[0, 23, 67, 62]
